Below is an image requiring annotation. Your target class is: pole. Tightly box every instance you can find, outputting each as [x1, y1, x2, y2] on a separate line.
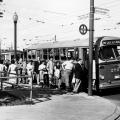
[14, 21, 17, 60]
[88, 0, 94, 96]
[0, 39, 1, 60]
[30, 73, 33, 103]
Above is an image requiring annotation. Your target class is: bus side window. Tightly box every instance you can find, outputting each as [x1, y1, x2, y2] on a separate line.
[39, 49, 43, 59]
[67, 48, 74, 59]
[54, 48, 60, 60]
[28, 50, 32, 59]
[75, 48, 79, 59]
[37, 50, 40, 58]
[48, 48, 54, 58]
[31, 50, 36, 59]
[60, 48, 67, 60]
[43, 49, 47, 60]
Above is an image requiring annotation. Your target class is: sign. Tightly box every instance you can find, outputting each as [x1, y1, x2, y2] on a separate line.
[79, 24, 88, 35]
[102, 40, 120, 45]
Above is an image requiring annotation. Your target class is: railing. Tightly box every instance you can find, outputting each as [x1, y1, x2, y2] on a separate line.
[0, 71, 33, 102]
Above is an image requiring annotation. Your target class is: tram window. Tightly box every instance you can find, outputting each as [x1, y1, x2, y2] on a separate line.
[60, 48, 67, 60]
[43, 49, 47, 60]
[54, 48, 59, 60]
[67, 48, 74, 59]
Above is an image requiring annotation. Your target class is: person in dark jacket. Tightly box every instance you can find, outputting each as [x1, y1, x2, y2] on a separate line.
[34, 58, 40, 84]
[73, 58, 84, 93]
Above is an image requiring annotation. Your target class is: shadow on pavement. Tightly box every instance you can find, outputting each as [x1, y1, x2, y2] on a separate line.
[93, 87, 120, 96]
[0, 86, 67, 106]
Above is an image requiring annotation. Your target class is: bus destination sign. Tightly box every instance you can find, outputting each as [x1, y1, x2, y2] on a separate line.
[102, 40, 120, 45]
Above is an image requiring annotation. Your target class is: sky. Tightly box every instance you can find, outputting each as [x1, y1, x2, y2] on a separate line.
[0, 0, 120, 50]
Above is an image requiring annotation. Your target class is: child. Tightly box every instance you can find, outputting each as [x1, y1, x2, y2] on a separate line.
[54, 61, 61, 89]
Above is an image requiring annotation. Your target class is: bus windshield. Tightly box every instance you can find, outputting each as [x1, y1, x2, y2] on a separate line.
[99, 46, 120, 60]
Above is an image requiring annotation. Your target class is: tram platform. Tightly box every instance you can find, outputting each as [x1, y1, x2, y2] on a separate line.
[0, 90, 120, 120]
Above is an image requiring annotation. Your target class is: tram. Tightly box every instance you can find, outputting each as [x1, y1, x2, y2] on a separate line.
[25, 36, 120, 91]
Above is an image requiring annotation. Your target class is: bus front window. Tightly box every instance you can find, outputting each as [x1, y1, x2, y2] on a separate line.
[99, 46, 116, 60]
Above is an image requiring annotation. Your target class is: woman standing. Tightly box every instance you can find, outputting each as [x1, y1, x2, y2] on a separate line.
[8, 59, 17, 84]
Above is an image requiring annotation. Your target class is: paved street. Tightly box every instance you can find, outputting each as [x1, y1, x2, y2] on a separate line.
[1, 0, 120, 119]
[0, 92, 120, 120]
[102, 88, 120, 107]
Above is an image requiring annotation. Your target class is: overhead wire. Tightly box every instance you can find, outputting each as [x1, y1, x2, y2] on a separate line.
[3, 1, 120, 43]
[96, 0, 119, 6]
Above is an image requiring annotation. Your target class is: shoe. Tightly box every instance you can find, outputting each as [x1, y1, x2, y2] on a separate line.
[66, 87, 72, 92]
[73, 91, 78, 94]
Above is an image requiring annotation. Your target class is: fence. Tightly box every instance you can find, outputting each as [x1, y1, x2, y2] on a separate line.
[0, 72, 33, 102]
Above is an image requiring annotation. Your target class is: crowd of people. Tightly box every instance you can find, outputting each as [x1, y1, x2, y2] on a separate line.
[0, 57, 88, 93]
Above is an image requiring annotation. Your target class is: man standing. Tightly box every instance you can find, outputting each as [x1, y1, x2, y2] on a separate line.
[47, 56, 54, 87]
[73, 58, 84, 93]
[62, 58, 74, 92]
[34, 57, 40, 85]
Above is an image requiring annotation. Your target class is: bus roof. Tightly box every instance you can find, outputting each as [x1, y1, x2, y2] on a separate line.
[27, 38, 89, 50]
[26, 36, 120, 50]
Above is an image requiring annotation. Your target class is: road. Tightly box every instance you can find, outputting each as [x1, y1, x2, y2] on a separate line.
[100, 88, 120, 120]
[101, 88, 120, 107]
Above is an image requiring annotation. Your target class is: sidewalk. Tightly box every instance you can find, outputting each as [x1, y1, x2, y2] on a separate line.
[0, 92, 120, 120]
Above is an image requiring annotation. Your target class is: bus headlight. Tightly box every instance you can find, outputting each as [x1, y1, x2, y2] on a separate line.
[114, 75, 120, 79]
[100, 75, 104, 80]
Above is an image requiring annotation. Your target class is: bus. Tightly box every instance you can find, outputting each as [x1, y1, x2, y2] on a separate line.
[25, 36, 120, 91]
[1, 50, 23, 61]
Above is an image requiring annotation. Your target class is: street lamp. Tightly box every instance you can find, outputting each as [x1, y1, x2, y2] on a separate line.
[13, 12, 18, 60]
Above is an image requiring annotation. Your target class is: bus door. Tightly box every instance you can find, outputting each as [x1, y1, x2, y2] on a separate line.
[78, 48, 89, 69]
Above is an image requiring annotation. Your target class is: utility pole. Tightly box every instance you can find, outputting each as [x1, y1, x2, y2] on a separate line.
[88, 0, 94, 96]
[0, 39, 1, 60]
[0, 0, 3, 60]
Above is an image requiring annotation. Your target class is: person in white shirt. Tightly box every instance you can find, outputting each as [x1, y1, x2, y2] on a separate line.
[62, 58, 74, 92]
[8, 59, 17, 84]
[38, 60, 47, 87]
[26, 60, 34, 84]
[0, 60, 7, 78]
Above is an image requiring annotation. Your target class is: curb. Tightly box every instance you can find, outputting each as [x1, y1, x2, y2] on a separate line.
[104, 106, 120, 120]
